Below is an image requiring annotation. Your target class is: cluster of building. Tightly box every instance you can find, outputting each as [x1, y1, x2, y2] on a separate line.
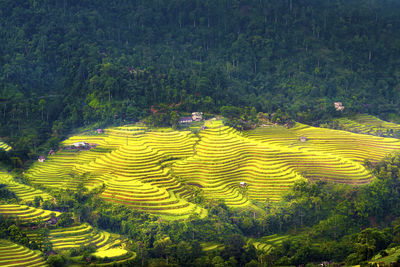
[38, 142, 99, 162]
[65, 142, 98, 150]
[178, 112, 203, 124]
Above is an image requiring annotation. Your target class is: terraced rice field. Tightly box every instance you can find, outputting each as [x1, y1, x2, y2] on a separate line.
[0, 140, 11, 151]
[0, 204, 60, 222]
[201, 242, 224, 252]
[173, 124, 302, 204]
[174, 121, 379, 203]
[250, 234, 291, 253]
[0, 239, 46, 266]
[48, 223, 120, 251]
[332, 114, 400, 137]
[0, 171, 52, 202]
[291, 123, 400, 163]
[23, 119, 400, 217]
[370, 245, 400, 265]
[24, 150, 82, 190]
[93, 248, 128, 258]
[252, 241, 272, 252]
[26, 126, 205, 218]
[245, 123, 400, 180]
[92, 248, 137, 266]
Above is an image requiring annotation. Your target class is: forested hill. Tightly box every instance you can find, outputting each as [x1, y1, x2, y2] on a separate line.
[1, 0, 400, 158]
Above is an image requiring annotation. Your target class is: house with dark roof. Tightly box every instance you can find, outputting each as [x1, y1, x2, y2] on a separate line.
[179, 117, 193, 124]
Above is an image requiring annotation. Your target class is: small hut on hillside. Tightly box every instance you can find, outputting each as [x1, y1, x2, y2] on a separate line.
[299, 136, 307, 142]
[179, 117, 193, 124]
[38, 156, 46, 162]
[47, 217, 59, 225]
[334, 102, 345, 111]
[73, 142, 88, 148]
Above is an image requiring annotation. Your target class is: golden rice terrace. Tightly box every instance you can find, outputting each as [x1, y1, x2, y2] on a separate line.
[23, 118, 400, 218]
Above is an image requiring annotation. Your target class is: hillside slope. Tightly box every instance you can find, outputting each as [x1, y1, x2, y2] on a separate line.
[23, 119, 400, 218]
[2, 0, 400, 157]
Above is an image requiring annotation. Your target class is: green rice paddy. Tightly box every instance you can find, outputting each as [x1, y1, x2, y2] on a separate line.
[249, 234, 292, 253]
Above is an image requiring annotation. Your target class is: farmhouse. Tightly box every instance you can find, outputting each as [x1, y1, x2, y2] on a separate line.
[334, 102, 345, 111]
[47, 217, 59, 225]
[38, 156, 46, 162]
[73, 142, 88, 148]
[179, 117, 193, 124]
[299, 136, 307, 142]
[96, 129, 104, 134]
[240, 182, 247, 187]
[192, 112, 203, 121]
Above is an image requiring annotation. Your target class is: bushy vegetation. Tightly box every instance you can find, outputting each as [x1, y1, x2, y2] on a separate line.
[2, 0, 400, 161]
[0, 184, 17, 201]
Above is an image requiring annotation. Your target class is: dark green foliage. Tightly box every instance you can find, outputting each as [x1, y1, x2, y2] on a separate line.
[33, 195, 43, 208]
[222, 234, 245, 261]
[47, 254, 68, 267]
[2, 0, 400, 164]
[0, 184, 17, 200]
[0, 216, 46, 250]
[144, 104, 180, 128]
[6, 224, 29, 246]
[79, 243, 97, 259]
[220, 106, 260, 130]
[55, 212, 73, 227]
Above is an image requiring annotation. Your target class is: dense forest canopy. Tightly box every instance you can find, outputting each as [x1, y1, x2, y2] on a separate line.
[1, 0, 400, 159]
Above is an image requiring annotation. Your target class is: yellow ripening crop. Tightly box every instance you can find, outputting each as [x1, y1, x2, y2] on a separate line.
[24, 118, 400, 218]
[92, 248, 128, 258]
[0, 239, 46, 266]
